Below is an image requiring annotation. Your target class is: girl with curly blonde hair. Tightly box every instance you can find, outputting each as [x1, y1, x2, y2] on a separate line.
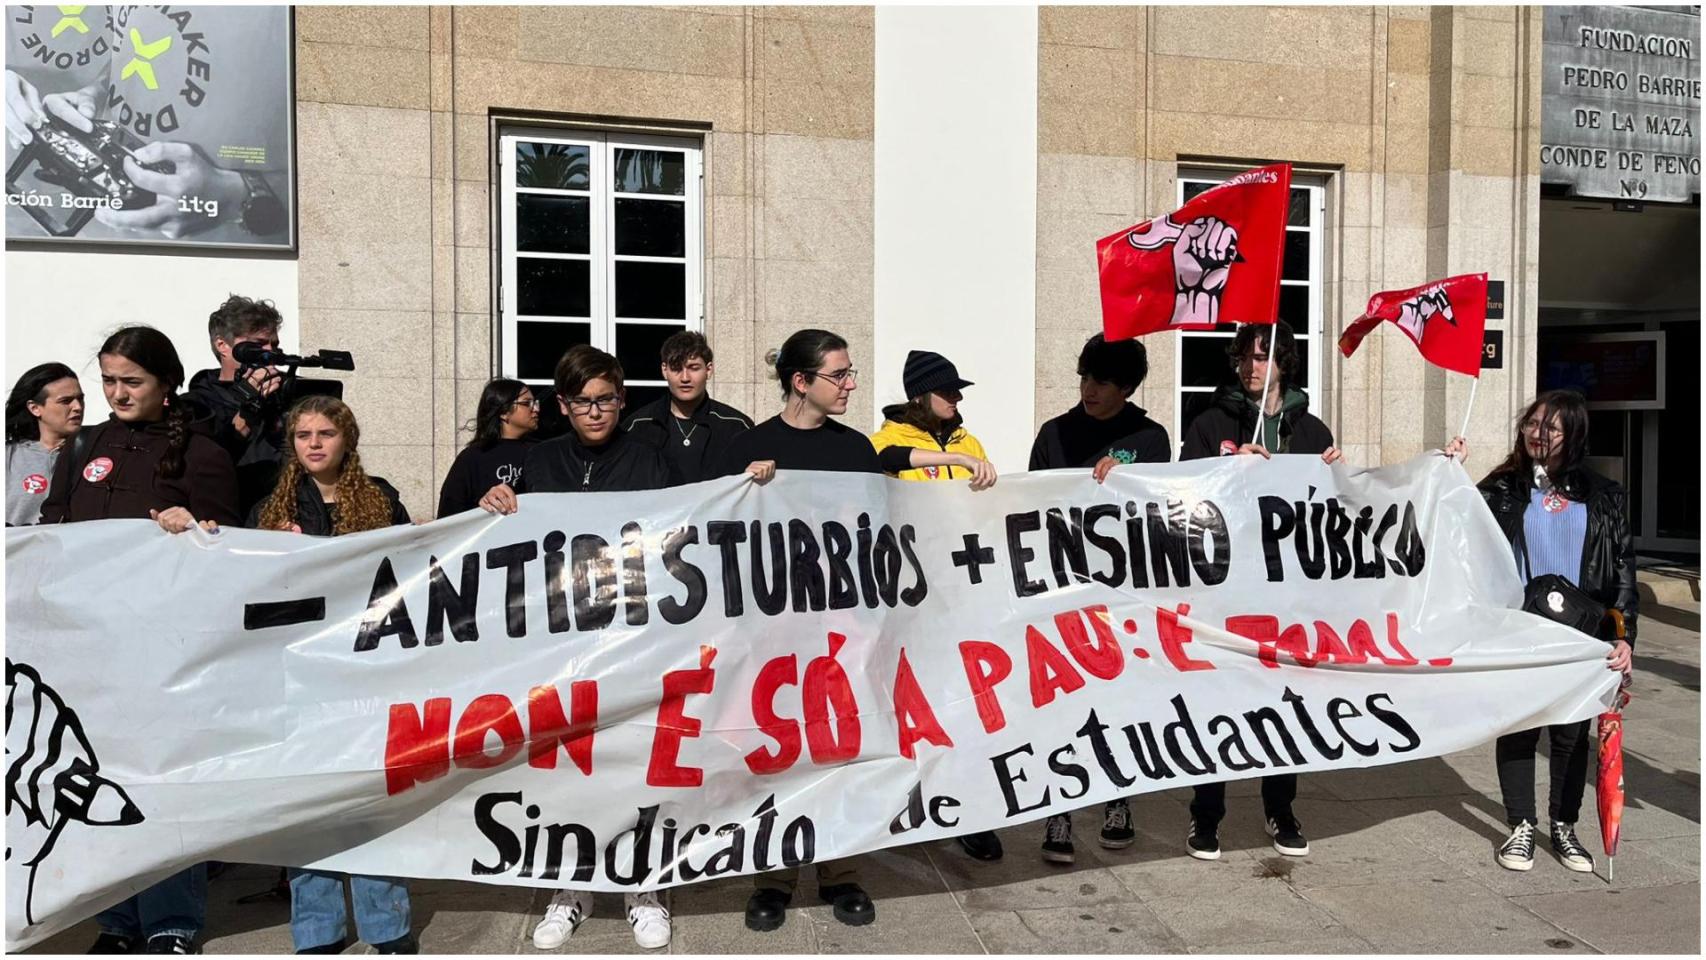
[245, 394, 416, 953]
[249, 395, 408, 535]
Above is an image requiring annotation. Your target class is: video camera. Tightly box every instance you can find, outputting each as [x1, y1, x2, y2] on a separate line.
[230, 341, 354, 421]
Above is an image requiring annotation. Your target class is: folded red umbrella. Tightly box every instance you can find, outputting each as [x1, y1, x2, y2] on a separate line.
[1597, 609, 1632, 881]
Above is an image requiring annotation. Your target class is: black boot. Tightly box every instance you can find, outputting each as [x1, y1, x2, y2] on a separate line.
[818, 883, 875, 927]
[744, 888, 791, 932]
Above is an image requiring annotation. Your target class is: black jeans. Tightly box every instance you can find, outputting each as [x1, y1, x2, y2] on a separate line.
[1496, 720, 1591, 826]
[1189, 774, 1297, 825]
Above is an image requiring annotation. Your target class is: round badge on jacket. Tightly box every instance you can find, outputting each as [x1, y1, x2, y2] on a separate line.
[1541, 490, 1568, 513]
[83, 457, 114, 483]
[21, 473, 47, 494]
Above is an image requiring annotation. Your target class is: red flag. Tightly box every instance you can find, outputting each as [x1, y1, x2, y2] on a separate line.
[1338, 273, 1489, 377]
[1097, 163, 1291, 339]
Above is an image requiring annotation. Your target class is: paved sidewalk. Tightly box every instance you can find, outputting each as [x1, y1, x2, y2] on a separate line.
[30, 599, 1699, 955]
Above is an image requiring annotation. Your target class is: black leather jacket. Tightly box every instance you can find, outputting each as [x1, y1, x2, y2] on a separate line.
[1477, 467, 1638, 647]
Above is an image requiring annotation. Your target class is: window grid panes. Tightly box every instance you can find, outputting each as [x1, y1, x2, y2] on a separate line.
[498, 127, 703, 391]
[1174, 173, 1326, 453]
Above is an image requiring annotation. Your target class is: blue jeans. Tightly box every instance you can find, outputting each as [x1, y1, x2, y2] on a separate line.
[96, 864, 207, 941]
[289, 869, 411, 950]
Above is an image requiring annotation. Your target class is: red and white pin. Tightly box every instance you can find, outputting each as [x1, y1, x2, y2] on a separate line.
[83, 457, 114, 483]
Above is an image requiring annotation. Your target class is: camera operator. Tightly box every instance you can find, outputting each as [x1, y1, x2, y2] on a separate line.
[185, 294, 289, 515]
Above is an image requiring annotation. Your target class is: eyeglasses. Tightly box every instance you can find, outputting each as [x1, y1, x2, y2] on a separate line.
[512, 397, 540, 410]
[1520, 417, 1559, 437]
[807, 368, 859, 388]
[566, 395, 621, 414]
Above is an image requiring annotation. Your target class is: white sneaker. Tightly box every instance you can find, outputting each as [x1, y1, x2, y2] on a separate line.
[532, 889, 591, 949]
[625, 890, 671, 949]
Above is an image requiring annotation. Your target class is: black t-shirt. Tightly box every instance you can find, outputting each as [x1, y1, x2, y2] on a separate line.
[719, 416, 882, 475]
[437, 438, 537, 518]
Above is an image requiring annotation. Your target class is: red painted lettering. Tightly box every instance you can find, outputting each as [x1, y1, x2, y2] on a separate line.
[526, 681, 598, 775]
[893, 648, 953, 759]
[384, 697, 452, 796]
[959, 640, 1013, 733]
[647, 645, 717, 787]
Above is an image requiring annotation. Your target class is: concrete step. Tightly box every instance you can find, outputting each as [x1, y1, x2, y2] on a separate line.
[1638, 566, 1700, 608]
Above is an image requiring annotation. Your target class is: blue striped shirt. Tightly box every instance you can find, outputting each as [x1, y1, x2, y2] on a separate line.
[1522, 488, 1587, 585]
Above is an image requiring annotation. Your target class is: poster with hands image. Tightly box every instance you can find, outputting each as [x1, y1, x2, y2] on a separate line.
[4, 5, 294, 249]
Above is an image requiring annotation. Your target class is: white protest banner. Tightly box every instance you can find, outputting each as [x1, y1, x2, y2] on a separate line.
[5, 453, 1620, 948]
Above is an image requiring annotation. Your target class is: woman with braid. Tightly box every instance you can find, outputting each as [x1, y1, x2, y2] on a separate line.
[38, 326, 239, 954]
[248, 394, 415, 954]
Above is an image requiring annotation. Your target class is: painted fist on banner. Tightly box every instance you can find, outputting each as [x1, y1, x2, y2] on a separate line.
[1394, 286, 1456, 341]
[1126, 215, 1241, 326]
[6, 661, 143, 926]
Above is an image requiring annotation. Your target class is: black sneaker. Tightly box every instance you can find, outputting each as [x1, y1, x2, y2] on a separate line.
[1041, 813, 1075, 864]
[1266, 814, 1309, 856]
[1549, 821, 1594, 873]
[143, 935, 197, 955]
[956, 830, 1004, 861]
[1186, 819, 1221, 861]
[87, 932, 138, 954]
[1497, 821, 1536, 871]
[373, 933, 418, 954]
[294, 941, 346, 955]
[1099, 798, 1135, 849]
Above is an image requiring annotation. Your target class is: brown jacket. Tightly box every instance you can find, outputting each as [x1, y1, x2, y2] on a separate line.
[39, 416, 241, 527]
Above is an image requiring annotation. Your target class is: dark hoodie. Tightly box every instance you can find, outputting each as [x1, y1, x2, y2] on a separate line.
[518, 429, 671, 494]
[1181, 384, 1334, 460]
[1029, 402, 1171, 470]
[39, 415, 241, 526]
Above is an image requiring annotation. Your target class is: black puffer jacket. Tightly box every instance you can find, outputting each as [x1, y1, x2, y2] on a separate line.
[1478, 467, 1638, 647]
[245, 471, 410, 534]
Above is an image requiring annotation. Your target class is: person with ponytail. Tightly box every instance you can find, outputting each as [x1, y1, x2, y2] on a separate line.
[5, 361, 84, 525]
[435, 378, 539, 518]
[245, 395, 415, 953]
[719, 329, 880, 934]
[719, 328, 882, 483]
[36, 326, 236, 954]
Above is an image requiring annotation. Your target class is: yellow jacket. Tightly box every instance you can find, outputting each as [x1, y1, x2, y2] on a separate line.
[870, 418, 989, 482]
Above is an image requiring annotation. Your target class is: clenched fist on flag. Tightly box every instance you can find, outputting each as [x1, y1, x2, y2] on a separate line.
[1097, 163, 1291, 340]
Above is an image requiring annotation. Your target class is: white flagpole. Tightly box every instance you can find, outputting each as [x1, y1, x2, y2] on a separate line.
[1251, 335, 1276, 448]
[1456, 374, 1479, 453]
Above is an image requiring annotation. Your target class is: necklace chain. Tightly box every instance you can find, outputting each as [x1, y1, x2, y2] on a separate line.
[674, 417, 699, 446]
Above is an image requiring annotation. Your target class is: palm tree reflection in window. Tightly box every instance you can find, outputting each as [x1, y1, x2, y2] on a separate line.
[516, 143, 589, 191]
[614, 149, 683, 196]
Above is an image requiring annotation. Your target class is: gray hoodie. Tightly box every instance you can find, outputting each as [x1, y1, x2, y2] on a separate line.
[5, 441, 60, 526]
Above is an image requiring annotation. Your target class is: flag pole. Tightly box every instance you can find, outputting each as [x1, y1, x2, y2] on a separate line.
[1251, 332, 1276, 448]
[1456, 374, 1479, 453]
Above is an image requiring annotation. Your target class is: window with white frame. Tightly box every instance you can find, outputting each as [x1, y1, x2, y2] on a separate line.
[1173, 171, 1326, 451]
[497, 126, 703, 410]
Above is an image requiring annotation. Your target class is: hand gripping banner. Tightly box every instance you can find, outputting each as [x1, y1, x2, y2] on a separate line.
[5, 454, 1620, 948]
